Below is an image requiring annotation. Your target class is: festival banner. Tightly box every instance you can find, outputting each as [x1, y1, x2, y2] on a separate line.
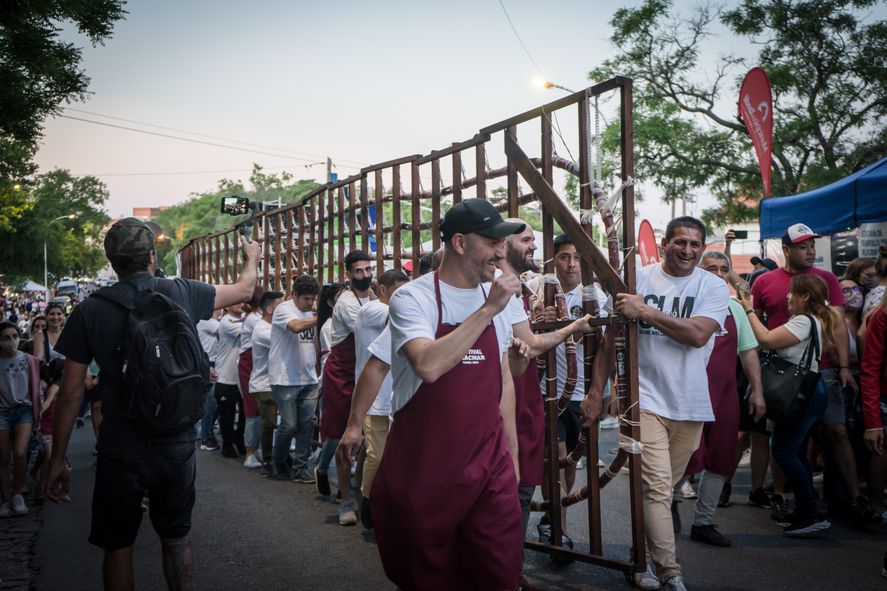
[637, 219, 661, 266]
[738, 67, 774, 197]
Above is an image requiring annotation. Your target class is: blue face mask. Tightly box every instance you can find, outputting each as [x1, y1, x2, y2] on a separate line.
[843, 285, 863, 310]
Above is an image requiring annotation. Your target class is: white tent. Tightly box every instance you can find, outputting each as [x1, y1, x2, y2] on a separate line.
[22, 280, 46, 292]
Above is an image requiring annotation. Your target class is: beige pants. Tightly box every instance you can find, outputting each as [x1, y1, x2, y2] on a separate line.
[640, 410, 703, 580]
[360, 414, 390, 499]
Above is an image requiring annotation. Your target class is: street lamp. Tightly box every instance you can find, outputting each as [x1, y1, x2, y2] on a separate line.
[45, 214, 76, 302]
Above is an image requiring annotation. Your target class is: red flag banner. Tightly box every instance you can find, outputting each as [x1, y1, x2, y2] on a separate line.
[637, 219, 661, 266]
[738, 67, 774, 197]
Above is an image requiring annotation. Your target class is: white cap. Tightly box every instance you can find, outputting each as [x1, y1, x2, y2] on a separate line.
[782, 223, 821, 245]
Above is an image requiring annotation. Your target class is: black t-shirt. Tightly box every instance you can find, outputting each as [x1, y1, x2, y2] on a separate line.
[56, 273, 215, 447]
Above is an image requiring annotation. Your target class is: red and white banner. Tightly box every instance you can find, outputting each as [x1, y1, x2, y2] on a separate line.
[637, 219, 660, 266]
[738, 67, 774, 197]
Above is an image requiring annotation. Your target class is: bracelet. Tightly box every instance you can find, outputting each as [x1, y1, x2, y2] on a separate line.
[745, 309, 755, 315]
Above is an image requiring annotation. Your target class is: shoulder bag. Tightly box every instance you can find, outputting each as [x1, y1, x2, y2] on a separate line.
[759, 314, 821, 424]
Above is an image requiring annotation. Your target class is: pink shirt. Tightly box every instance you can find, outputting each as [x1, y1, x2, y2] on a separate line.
[750, 267, 844, 368]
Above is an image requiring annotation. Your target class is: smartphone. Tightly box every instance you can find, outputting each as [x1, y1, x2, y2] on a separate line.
[221, 196, 250, 215]
[729, 229, 749, 239]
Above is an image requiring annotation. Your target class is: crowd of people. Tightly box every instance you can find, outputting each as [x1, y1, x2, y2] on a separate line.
[1, 210, 886, 590]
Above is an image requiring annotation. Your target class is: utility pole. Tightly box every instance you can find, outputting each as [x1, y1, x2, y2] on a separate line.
[326, 157, 332, 183]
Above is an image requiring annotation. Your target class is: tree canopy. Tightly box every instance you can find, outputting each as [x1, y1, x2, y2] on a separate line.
[0, 169, 110, 286]
[591, 0, 887, 226]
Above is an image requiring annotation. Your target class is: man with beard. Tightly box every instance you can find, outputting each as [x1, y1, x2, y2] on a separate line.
[582, 216, 729, 591]
[371, 199, 526, 590]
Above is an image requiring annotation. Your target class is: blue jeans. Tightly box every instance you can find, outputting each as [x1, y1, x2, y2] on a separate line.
[271, 384, 319, 474]
[771, 379, 829, 517]
[200, 384, 218, 440]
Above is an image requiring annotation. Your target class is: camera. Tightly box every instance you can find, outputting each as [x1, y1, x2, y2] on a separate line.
[221, 196, 251, 215]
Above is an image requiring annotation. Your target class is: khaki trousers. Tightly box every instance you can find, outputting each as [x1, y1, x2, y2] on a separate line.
[360, 414, 390, 499]
[640, 410, 703, 580]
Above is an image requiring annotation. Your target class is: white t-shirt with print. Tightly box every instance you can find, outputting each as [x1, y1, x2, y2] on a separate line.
[633, 264, 729, 422]
[389, 272, 513, 415]
[330, 290, 371, 348]
[238, 311, 261, 353]
[366, 325, 394, 417]
[270, 299, 318, 386]
[249, 319, 272, 393]
[216, 314, 242, 385]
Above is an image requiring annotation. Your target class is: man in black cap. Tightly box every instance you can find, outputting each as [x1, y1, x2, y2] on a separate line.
[371, 198, 528, 590]
[45, 217, 261, 591]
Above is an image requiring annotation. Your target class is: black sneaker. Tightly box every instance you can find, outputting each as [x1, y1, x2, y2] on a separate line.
[718, 482, 733, 508]
[221, 445, 239, 459]
[671, 499, 681, 534]
[200, 437, 220, 451]
[292, 470, 316, 484]
[259, 463, 274, 478]
[551, 533, 575, 565]
[848, 496, 883, 526]
[690, 524, 731, 547]
[360, 496, 373, 530]
[748, 488, 771, 507]
[773, 510, 798, 527]
[537, 516, 552, 544]
[783, 514, 830, 536]
[769, 493, 790, 524]
[315, 468, 331, 496]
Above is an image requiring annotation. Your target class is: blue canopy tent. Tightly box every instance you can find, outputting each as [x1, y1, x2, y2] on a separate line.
[759, 156, 887, 238]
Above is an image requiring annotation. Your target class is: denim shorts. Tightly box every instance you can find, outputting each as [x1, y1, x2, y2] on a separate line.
[0, 404, 33, 430]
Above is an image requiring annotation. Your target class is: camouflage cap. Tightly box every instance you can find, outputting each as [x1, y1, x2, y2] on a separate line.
[104, 217, 155, 261]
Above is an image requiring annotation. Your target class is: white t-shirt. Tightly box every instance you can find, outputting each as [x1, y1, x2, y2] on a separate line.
[633, 264, 728, 421]
[216, 314, 243, 385]
[355, 302, 391, 417]
[366, 325, 394, 417]
[196, 317, 219, 362]
[389, 272, 513, 415]
[270, 299, 317, 386]
[778, 314, 822, 372]
[239, 311, 261, 353]
[330, 290, 371, 347]
[249, 319, 272, 393]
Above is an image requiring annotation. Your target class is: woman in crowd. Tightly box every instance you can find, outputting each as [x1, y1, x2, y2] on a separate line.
[863, 247, 887, 322]
[31, 302, 66, 362]
[860, 277, 887, 519]
[738, 274, 842, 535]
[19, 316, 48, 356]
[32, 358, 65, 503]
[0, 322, 41, 517]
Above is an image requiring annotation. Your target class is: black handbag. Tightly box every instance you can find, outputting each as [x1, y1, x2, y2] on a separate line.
[759, 314, 821, 424]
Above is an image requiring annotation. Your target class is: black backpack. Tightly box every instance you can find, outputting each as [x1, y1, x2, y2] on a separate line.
[93, 279, 210, 435]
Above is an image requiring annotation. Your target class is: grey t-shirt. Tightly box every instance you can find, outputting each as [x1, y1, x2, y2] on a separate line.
[0, 351, 30, 409]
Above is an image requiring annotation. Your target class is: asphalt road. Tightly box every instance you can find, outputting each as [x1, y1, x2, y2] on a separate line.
[32, 425, 886, 590]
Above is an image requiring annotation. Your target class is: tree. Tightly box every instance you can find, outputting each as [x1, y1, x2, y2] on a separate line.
[0, 1, 126, 181]
[0, 169, 110, 286]
[590, 0, 887, 226]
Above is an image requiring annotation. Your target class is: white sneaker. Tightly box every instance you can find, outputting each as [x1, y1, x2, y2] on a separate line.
[254, 448, 263, 463]
[0, 502, 11, 517]
[600, 416, 619, 429]
[633, 564, 660, 590]
[680, 480, 697, 499]
[662, 575, 689, 591]
[243, 454, 261, 469]
[11, 494, 27, 515]
[338, 499, 358, 526]
[576, 457, 587, 470]
[737, 449, 751, 468]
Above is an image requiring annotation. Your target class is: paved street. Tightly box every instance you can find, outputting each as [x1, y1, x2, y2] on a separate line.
[8, 425, 882, 590]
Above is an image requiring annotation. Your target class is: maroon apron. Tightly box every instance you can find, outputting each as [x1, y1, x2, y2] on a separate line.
[238, 349, 259, 417]
[686, 312, 740, 477]
[514, 295, 544, 487]
[320, 294, 362, 441]
[371, 273, 522, 591]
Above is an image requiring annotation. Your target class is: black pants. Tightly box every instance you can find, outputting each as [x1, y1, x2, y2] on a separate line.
[214, 383, 245, 452]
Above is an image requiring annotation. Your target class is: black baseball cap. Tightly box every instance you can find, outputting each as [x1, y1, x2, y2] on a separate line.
[440, 198, 525, 241]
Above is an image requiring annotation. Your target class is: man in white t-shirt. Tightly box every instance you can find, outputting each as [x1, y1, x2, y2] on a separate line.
[248, 290, 284, 477]
[238, 304, 263, 469]
[336, 269, 408, 528]
[215, 305, 245, 459]
[318, 250, 373, 525]
[581, 216, 728, 591]
[196, 310, 221, 451]
[269, 275, 319, 482]
[371, 198, 526, 590]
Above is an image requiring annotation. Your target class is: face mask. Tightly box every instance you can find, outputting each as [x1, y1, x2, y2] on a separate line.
[352, 276, 373, 292]
[844, 286, 863, 310]
[0, 338, 19, 354]
[864, 276, 879, 289]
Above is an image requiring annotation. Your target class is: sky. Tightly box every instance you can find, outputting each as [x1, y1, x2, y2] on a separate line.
[32, 0, 859, 233]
